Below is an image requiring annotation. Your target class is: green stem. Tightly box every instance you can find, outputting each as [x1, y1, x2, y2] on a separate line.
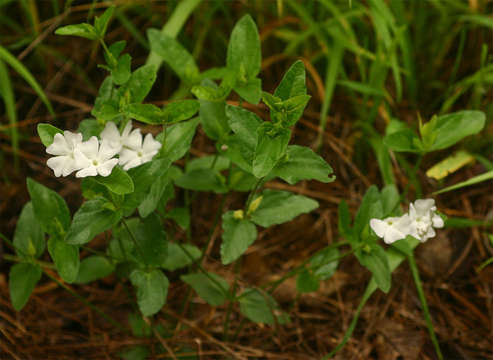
[407, 253, 443, 360]
[223, 258, 241, 341]
[198, 195, 226, 264]
[121, 218, 146, 265]
[99, 39, 117, 68]
[3, 254, 55, 269]
[176, 242, 230, 298]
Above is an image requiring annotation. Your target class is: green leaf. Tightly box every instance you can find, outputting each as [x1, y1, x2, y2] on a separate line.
[353, 186, 380, 235]
[47, 237, 80, 283]
[384, 128, 423, 153]
[239, 288, 289, 325]
[220, 211, 257, 265]
[253, 124, 291, 178]
[310, 247, 340, 280]
[107, 218, 139, 262]
[27, 178, 71, 237]
[228, 167, 257, 192]
[37, 123, 62, 147]
[112, 53, 132, 85]
[65, 198, 122, 245]
[0, 45, 54, 115]
[9, 263, 42, 311]
[282, 94, 311, 126]
[274, 60, 307, 100]
[262, 92, 283, 111]
[181, 272, 229, 306]
[186, 155, 230, 172]
[94, 6, 115, 37]
[360, 244, 391, 293]
[174, 168, 227, 193]
[225, 105, 261, 152]
[163, 99, 200, 124]
[250, 190, 318, 228]
[130, 269, 169, 317]
[105, 40, 126, 64]
[434, 169, 493, 195]
[138, 172, 170, 218]
[124, 103, 164, 124]
[380, 184, 399, 216]
[271, 145, 335, 184]
[92, 76, 118, 120]
[164, 207, 190, 230]
[226, 15, 261, 79]
[296, 269, 319, 293]
[75, 255, 114, 284]
[158, 118, 199, 162]
[133, 213, 167, 267]
[13, 202, 45, 258]
[234, 77, 262, 104]
[125, 64, 157, 103]
[78, 119, 104, 141]
[428, 111, 485, 151]
[199, 97, 230, 141]
[55, 23, 98, 40]
[147, 28, 199, 82]
[93, 166, 134, 195]
[161, 243, 201, 271]
[124, 158, 171, 213]
[128, 312, 152, 338]
[81, 177, 113, 201]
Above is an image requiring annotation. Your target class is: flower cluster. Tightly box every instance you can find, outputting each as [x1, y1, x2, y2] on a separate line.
[370, 199, 444, 244]
[46, 121, 161, 178]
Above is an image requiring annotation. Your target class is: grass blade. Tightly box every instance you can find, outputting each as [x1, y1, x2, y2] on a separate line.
[0, 45, 54, 116]
[0, 59, 18, 168]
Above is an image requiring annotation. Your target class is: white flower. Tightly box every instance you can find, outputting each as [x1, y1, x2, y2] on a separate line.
[370, 214, 412, 244]
[118, 133, 162, 170]
[370, 198, 444, 244]
[408, 199, 444, 242]
[100, 121, 142, 152]
[74, 136, 119, 177]
[46, 131, 83, 177]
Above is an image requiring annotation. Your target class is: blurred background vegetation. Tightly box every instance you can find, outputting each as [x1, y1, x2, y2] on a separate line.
[0, 1, 492, 359]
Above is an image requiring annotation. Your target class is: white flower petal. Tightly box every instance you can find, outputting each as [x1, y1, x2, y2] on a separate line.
[47, 156, 68, 177]
[97, 159, 119, 177]
[79, 136, 100, 159]
[123, 128, 142, 150]
[383, 227, 407, 244]
[123, 157, 143, 170]
[76, 166, 98, 178]
[118, 148, 138, 166]
[74, 148, 91, 169]
[99, 139, 119, 161]
[46, 133, 71, 155]
[122, 121, 132, 138]
[63, 131, 83, 148]
[100, 122, 122, 151]
[413, 199, 436, 216]
[432, 214, 444, 228]
[142, 133, 162, 153]
[370, 219, 388, 238]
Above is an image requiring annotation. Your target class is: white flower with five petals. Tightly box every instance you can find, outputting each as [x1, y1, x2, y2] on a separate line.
[74, 136, 119, 177]
[118, 133, 162, 170]
[46, 131, 83, 177]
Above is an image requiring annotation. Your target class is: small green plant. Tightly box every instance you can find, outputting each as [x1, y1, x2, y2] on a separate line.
[3, 5, 488, 360]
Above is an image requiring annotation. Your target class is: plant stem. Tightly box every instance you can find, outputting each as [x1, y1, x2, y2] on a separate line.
[223, 258, 241, 341]
[244, 177, 265, 213]
[121, 218, 146, 264]
[407, 253, 443, 360]
[176, 242, 230, 298]
[2, 253, 55, 269]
